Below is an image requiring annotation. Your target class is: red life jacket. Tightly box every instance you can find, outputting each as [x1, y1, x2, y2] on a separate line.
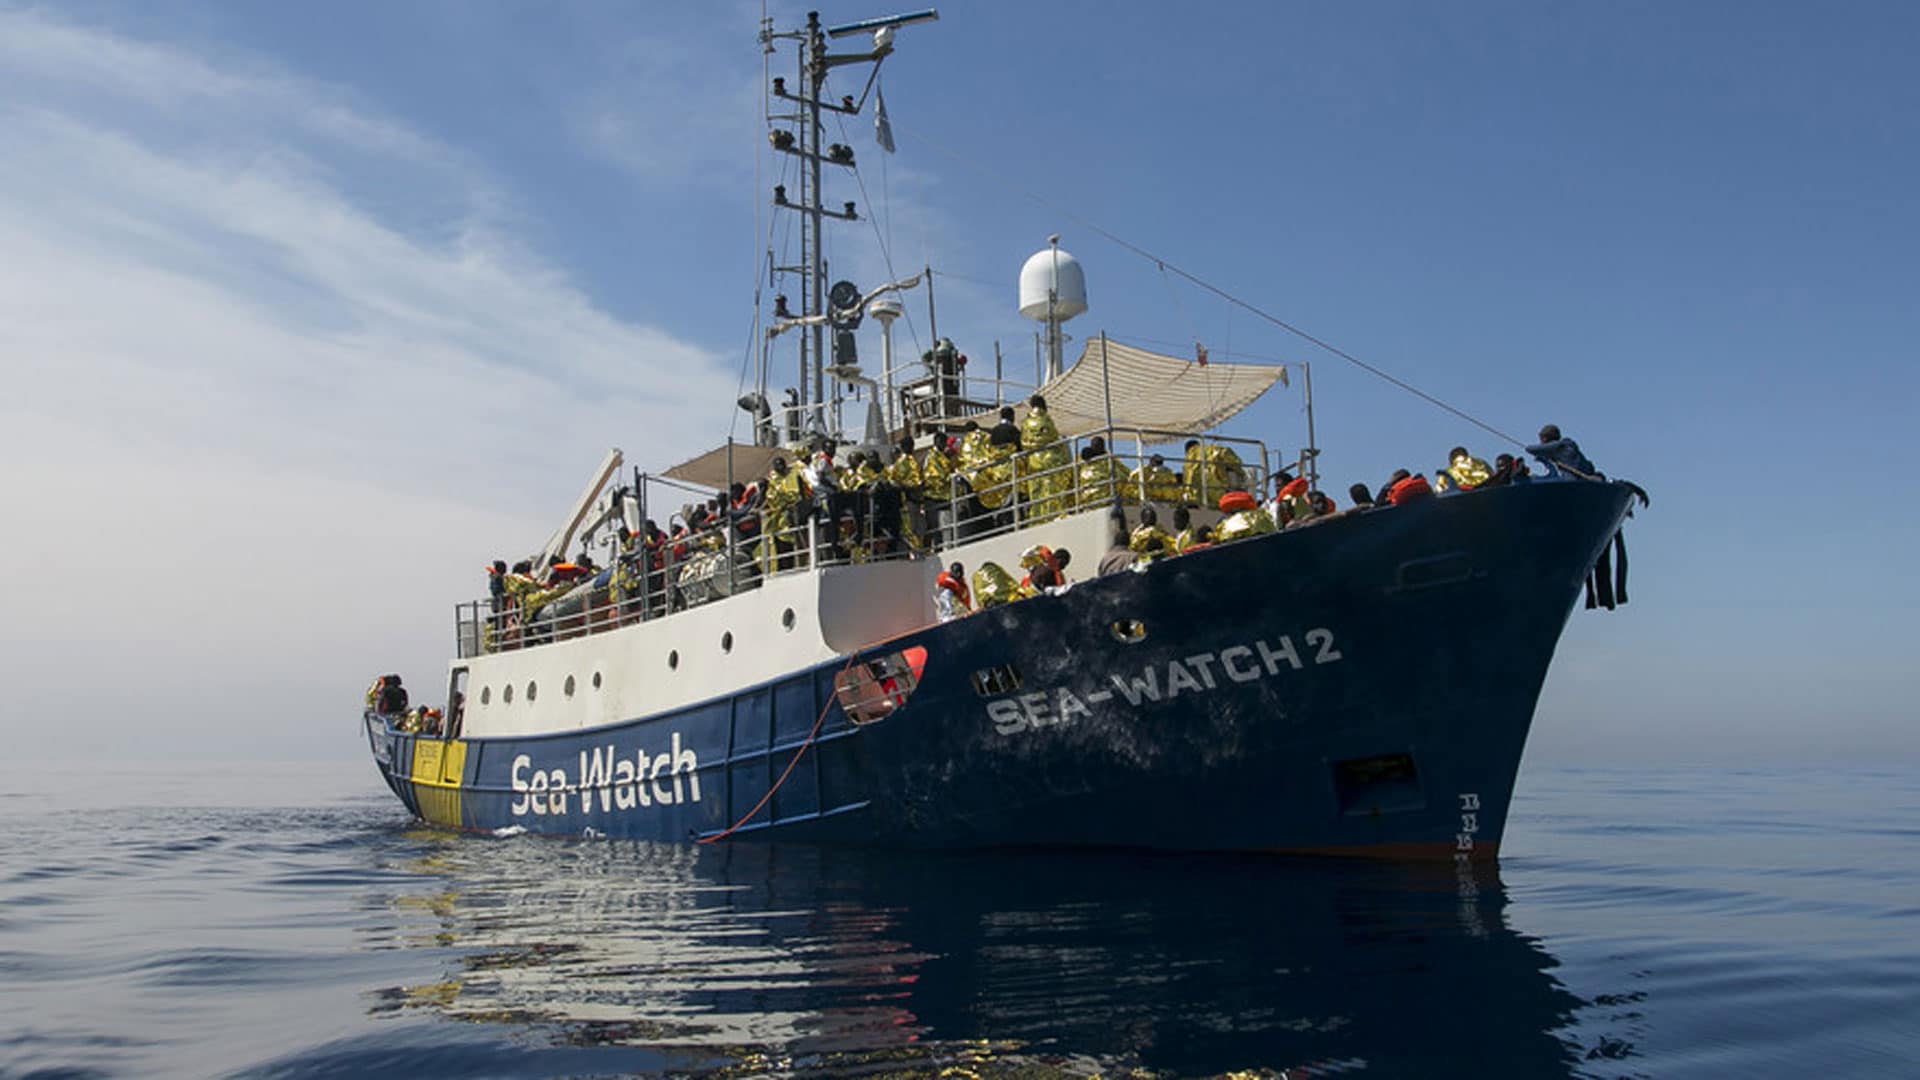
[1217, 490, 1258, 514]
[1279, 476, 1309, 500]
[935, 570, 971, 608]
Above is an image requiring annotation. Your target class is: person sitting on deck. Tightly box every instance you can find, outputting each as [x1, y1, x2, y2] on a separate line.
[1437, 446, 1493, 491]
[1097, 527, 1137, 575]
[1481, 453, 1531, 487]
[1347, 483, 1377, 511]
[1386, 469, 1433, 506]
[1271, 471, 1313, 526]
[1017, 544, 1070, 594]
[1172, 506, 1202, 553]
[971, 561, 1021, 609]
[1129, 505, 1178, 561]
[1129, 453, 1182, 506]
[934, 561, 972, 620]
[1180, 439, 1249, 508]
[1215, 490, 1277, 542]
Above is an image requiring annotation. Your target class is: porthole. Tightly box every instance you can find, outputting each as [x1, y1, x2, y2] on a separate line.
[1110, 619, 1148, 644]
[526, 681, 537, 702]
[781, 608, 796, 631]
[668, 650, 680, 670]
[503, 684, 514, 704]
[564, 675, 576, 698]
[721, 631, 734, 653]
[480, 686, 491, 705]
[592, 671, 603, 690]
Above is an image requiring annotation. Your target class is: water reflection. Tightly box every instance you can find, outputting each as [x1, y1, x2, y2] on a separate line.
[363, 835, 1588, 1076]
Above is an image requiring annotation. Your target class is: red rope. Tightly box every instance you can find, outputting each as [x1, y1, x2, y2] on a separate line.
[697, 654, 858, 844]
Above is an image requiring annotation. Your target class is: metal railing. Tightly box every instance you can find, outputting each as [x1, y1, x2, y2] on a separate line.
[455, 427, 1278, 658]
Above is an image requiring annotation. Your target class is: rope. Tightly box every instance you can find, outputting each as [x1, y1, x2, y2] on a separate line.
[892, 122, 1530, 450]
[697, 652, 859, 844]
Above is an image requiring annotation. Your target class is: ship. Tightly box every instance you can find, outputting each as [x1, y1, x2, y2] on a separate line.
[362, 9, 1638, 860]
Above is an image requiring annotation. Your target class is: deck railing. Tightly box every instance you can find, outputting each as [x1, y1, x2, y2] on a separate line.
[455, 427, 1276, 658]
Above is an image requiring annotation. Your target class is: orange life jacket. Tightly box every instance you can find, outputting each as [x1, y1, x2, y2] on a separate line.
[1389, 474, 1433, 505]
[935, 570, 971, 608]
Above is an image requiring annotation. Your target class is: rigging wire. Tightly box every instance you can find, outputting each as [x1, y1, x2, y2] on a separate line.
[890, 120, 1529, 449]
[833, 107, 926, 365]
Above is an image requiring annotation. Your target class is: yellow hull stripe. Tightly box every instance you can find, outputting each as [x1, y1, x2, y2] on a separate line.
[409, 739, 468, 828]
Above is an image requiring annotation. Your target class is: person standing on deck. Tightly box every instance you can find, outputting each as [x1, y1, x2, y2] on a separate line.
[1525, 425, 1598, 479]
[761, 457, 811, 572]
[885, 439, 924, 550]
[1019, 394, 1073, 522]
[1076, 436, 1123, 509]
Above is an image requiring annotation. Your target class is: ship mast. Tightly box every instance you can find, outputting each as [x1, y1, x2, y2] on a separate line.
[763, 9, 937, 440]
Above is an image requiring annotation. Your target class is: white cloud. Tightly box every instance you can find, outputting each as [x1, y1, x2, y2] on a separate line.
[0, 10, 742, 759]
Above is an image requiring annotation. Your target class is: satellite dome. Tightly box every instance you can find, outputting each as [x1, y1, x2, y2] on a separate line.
[1018, 246, 1088, 322]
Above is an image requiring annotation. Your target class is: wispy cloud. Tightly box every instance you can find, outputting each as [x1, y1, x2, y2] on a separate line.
[0, 9, 740, 758]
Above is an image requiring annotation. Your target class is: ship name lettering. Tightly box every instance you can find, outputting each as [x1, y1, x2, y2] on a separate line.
[989, 628, 1344, 736]
[510, 734, 701, 817]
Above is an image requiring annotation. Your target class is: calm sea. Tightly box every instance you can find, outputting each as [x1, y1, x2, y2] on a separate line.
[1, 763, 1914, 1079]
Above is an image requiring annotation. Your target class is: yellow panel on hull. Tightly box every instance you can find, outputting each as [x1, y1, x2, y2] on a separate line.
[409, 739, 467, 829]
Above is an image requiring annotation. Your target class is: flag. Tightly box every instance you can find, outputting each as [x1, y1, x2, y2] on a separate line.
[875, 85, 896, 153]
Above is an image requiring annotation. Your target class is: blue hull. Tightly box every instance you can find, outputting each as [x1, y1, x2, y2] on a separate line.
[369, 479, 1632, 856]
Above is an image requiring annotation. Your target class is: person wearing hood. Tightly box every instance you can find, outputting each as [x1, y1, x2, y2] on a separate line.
[1018, 394, 1073, 522]
[1076, 436, 1124, 508]
[971, 561, 1022, 609]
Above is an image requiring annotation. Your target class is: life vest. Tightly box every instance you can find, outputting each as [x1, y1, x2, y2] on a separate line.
[1217, 490, 1258, 514]
[1388, 474, 1433, 505]
[935, 570, 971, 609]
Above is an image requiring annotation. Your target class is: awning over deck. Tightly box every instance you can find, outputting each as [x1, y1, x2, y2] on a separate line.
[1032, 338, 1287, 440]
[661, 339, 1286, 487]
[661, 442, 787, 490]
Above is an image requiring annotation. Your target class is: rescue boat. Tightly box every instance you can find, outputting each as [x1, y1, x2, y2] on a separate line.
[362, 9, 1639, 859]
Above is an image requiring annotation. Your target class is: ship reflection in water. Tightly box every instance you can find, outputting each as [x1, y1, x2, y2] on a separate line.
[363, 837, 1594, 1076]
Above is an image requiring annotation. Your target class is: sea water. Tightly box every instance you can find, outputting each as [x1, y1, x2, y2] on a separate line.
[1, 762, 1915, 1078]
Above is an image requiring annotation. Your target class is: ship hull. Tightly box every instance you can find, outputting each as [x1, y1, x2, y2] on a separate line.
[367, 479, 1631, 857]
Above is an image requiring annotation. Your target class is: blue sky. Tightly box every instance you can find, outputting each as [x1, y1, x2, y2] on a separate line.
[1, 1, 1913, 766]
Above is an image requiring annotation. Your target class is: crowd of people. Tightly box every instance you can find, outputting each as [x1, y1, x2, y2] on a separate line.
[930, 423, 1644, 619]
[476, 419, 1635, 645]
[365, 674, 459, 735]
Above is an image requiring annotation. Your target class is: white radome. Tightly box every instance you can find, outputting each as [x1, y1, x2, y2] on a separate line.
[1018, 246, 1088, 322]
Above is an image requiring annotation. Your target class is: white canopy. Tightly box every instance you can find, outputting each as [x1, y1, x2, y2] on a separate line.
[1023, 338, 1288, 440]
[661, 442, 787, 490]
[661, 339, 1286, 488]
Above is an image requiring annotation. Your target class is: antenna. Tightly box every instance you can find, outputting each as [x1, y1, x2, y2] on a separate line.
[764, 9, 939, 445]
